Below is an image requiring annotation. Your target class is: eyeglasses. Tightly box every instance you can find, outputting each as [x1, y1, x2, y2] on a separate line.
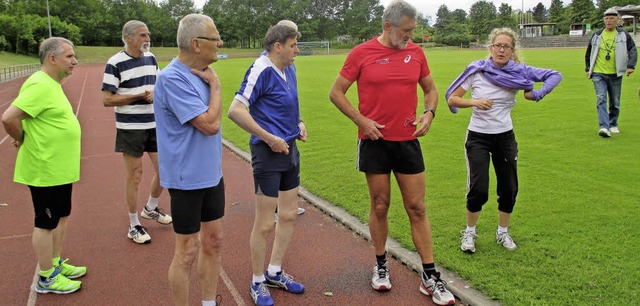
[196, 36, 221, 42]
[491, 44, 514, 51]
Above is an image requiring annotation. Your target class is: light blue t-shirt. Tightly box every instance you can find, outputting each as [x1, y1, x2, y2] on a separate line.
[234, 55, 300, 144]
[153, 58, 223, 190]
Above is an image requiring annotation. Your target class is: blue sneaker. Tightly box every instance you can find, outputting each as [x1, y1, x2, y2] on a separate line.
[250, 281, 273, 306]
[264, 270, 305, 293]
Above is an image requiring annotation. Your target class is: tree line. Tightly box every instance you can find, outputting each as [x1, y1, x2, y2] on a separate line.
[0, 0, 637, 56]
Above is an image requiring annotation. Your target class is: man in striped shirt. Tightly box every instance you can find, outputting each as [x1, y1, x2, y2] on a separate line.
[102, 20, 171, 244]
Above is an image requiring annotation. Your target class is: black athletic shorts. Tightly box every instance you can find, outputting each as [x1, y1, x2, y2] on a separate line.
[115, 128, 158, 157]
[169, 178, 225, 235]
[356, 138, 425, 174]
[29, 184, 73, 230]
[250, 141, 300, 197]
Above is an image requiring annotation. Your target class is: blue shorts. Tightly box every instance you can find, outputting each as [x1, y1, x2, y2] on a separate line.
[356, 139, 425, 174]
[250, 141, 300, 198]
[29, 184, 73, 230]
[169, 178, 225, 235]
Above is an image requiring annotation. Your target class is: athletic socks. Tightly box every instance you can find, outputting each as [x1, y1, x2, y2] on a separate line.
[252, 274, 266, 284]
[267, 264, 281, 276]
[145, 196, 159, 211]
[465, 225, 476, 233]
[129, 212, 141, 227]
[497, 226, 509, 235]
[202, 300, 216, 306]
[39, 267, 55, 281]
[422, 263, 436, 280]
[376, 252, 387, 268]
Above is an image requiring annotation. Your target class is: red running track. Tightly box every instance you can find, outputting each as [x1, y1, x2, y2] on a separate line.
[0, 65, 454, 305]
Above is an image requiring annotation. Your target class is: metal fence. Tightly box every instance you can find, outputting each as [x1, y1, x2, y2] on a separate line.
[0, 63, 40, 83]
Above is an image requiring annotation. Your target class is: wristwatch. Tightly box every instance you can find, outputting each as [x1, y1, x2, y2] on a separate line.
[423, 108, 435, 118]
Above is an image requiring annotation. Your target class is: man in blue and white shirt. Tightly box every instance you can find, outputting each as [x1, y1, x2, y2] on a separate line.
[102, 20, 171, 245]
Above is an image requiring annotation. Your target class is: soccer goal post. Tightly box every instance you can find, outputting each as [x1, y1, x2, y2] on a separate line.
[297, 41, 330, 55]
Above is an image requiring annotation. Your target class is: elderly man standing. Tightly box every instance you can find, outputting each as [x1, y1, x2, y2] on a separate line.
[329, 0, 454, 305]
[102, 20, 172, 245]
[585, 8, 637, 138]
[154, 14, 225, 306]
[2, 37, 86, 294]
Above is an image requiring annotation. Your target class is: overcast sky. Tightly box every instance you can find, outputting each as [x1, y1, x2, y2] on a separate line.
[192, 0, 554, 24]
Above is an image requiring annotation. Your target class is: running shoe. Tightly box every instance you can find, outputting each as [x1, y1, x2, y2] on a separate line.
[55, 258, 86, 279]
[128, 225, 151, 244]
[419, 271, 455, 305]
[460, 230, 477, 253]
[297, 207, 305, 215]
[250, 281, 274, 306]
[35, 268, 81, 294]
[141, 207, 173, 225]
[264, 270, 305, 293]
[496, 232, 517, 250]
[371, 263, 391, 291]
[609, 126, 620, 133]
[598, 128, 611, 138]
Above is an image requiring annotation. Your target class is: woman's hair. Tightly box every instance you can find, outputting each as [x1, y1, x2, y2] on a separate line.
[263, 24, 300, 52]
[39, 37, 73, 64]
[487, 27, 521, 64]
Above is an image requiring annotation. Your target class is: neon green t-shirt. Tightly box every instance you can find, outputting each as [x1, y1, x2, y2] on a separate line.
[12, 71, 81, 186]
[593, 30, 617, 74]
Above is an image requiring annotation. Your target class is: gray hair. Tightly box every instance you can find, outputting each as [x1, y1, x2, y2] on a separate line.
[263, 24, 300, 52]
[487, 27, 521, 64]
[122, 20, 148, 46]
[277, 20, 298, 31]
[382, 0, 416, 27]
[39, 37, 74, 64]
[177, 14, 215, 51]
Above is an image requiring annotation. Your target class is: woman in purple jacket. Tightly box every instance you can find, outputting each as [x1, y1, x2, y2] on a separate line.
[446, 27, 562, 254]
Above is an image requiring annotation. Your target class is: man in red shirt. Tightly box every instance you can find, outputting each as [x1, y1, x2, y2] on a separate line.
[329, 1, 454, 305]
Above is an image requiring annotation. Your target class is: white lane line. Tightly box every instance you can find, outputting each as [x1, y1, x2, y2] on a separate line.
[0, 135, 9, 146]
[74, 69, 89, 117]
[27, 264, 39, 306]
[220, 267, 247, 306]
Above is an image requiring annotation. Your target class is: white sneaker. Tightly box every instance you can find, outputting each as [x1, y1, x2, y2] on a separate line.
[297, 207, 305, 215]
[127, 225, 151, 244]
[460, 230, 477, 253]
[598, 128, 611, 138]
[371, 264, 391, 291]
[496, 232, 517, 250]
[609, 126, 620, 133]
[141, 207, 173, 225]
[419, 271, 455, 305]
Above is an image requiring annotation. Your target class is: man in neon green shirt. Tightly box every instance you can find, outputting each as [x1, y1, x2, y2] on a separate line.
[2, 37, 86, 294]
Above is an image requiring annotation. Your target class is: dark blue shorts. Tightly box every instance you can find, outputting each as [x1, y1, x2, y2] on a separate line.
[29, 184, 73, 230]
[169, 178, 225, 235]
[250, 141, 300, 198]
[356, 138, 425, 174]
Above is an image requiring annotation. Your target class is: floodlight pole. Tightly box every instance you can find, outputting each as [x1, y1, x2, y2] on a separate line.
[46, 0, 52, 37]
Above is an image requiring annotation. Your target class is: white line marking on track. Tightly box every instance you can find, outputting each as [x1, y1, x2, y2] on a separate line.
[0, 233, 31, 240]
[220, 267, 247, 306]
[74, 69, 89, 117]
[27, 264, 39, 306]
[0, 135, 9, 146]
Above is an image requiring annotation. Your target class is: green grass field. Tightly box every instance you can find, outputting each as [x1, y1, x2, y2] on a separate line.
[3, 47, 638, 304]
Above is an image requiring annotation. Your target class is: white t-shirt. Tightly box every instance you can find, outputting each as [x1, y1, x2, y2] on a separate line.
[461, 72, 518, 134]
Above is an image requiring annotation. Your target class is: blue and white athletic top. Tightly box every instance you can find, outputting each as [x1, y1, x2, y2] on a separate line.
[234, 55, 300, 145]
[102, 51, 158, 130]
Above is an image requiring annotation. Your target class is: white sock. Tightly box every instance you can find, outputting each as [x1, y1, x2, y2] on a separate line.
[497, 226, 508, 234]
[465, 226, 476, 233]
[202, 300, 216, 306]
[267, 264, 281, 276]
[252, 274, 266, 284]
[146, 196, 159, 211]
[129, 212, 141, 227]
